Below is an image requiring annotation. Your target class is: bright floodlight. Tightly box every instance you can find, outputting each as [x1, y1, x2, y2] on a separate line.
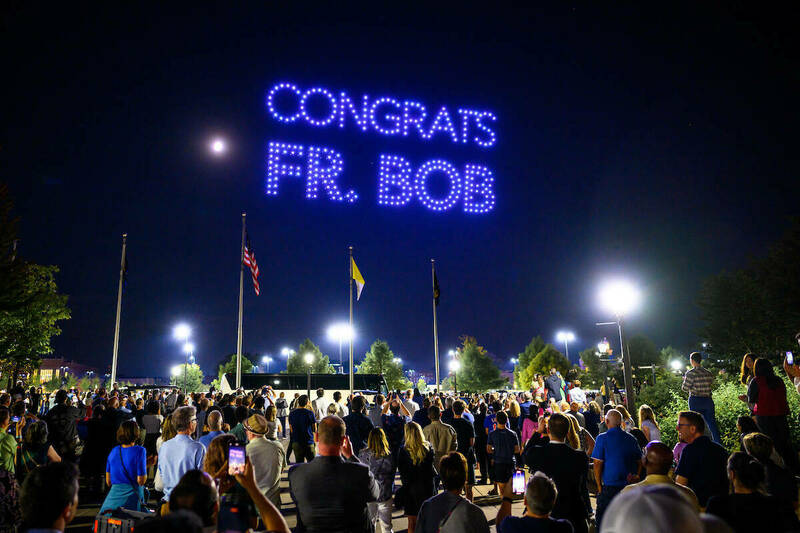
[556, 331, 575, 343]
[327, 322, 355, 342]
[171, 365, 183, 377]
[210, 138, 226, 154]
[597, 339, 610, 353]
[173, 324, 191, 342]
[262, 355, 272, 363]
[448, 349, 457, 357]
[303, 352, 314, 365]
[393, 357, 402, 364]
[598, 280, 640, 317]
[670, 359, 684, 371]
[182, 342, 194, 354]
[449, 360, 461, 372]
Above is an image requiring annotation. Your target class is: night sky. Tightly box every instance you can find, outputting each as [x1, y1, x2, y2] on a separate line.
[3, 4, 799, 378]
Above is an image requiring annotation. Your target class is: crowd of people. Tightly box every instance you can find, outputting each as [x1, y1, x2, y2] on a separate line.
[0, 350, 799, 532]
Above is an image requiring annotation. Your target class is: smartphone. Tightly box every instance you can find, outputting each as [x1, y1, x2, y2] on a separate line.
[228, 445, 246, 476]
[11, 416, 19, 423]
[788, 351, 795, 365]
[512, 469, 526, 495]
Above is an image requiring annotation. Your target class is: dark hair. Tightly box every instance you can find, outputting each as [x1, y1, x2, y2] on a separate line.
[0, 408, 9, 427]
[728, 451, 765, 490]
[351, 395, 365, 413]
[297, 394, 309, 407]
[234, 405, 249, 423]
[12, 400, 25, 417]
[117, 420, 140, 445]
[547, 413, 569, 441]
[428, 405, 441, 420]
[333, 391, 342, 402]
[496, 410, 509, 426]
[136, 510, 204, 533]
[690, 352, 703, 364]
[316, 387, 325, 398]
[389, 402, 400, 415]
[25, 420, 49, 447]
[169, 470, 218, 526]
[740, 353, 756, 385]
[737, 415, 759, 435]
[252, 396, 265, 410]
[439, 452, 468, 490]
[20, 462, 79, 529]
[678, 411, 705, 434]
[603, 403, 614, 415]
[754, 358, 783, 389]
[55, 390, 68, 404]
[146, 400, 160, 415]
[453, 400, 465, 415]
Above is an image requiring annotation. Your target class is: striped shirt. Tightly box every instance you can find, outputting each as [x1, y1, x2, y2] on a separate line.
[682, 366, 714, 397]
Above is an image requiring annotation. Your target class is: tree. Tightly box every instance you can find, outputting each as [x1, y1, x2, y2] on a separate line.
[453, 336, 507, 392]
[627, 334, 661, 368]
[415, 377, 428, 392]
[517, 344, 571, 390]
[358, 340, 410, 390]
[660, 346, 684, 366]
[577, 346, 622, 388]
[285, 339, 334, 374]
[215, 354, 255, 384]
[170, 363, 204, 392]
[0, 264, 71, 387]
[514, 336, 547, 389]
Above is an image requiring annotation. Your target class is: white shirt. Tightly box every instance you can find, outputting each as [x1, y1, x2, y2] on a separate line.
[312, 397, 330, 421]
[403, 399, 419, 417]
[569, 387, 586, 404]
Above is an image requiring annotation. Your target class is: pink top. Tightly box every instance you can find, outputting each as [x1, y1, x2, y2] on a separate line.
[522, 417, 537, 444]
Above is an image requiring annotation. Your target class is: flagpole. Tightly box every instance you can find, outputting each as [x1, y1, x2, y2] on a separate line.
[110, 233, 127, 387]
[349, 246, 354, 396]
[431, 259, 440, 393]
[236, 213, 246, 390]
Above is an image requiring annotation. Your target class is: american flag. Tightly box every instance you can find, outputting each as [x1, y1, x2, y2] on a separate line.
[242, 235, 260, 296]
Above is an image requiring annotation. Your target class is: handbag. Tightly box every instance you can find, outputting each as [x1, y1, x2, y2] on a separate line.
[118, 446, 153, 513]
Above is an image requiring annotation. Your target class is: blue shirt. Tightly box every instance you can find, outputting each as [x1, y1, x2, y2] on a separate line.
[157, 434, 206, 500]
[483, 412, 497, 434]
[106, 445, 147, 486]
[590, 426, 641, 487]
[381, 413, 409, 453]
[198, 430, 224, 450]
[488, 427, 519, 464]
[498, 515, 574, 533]
[288, 408, 316, 445]
[462, 411, 475, 424]
[411, 409, 430, 429]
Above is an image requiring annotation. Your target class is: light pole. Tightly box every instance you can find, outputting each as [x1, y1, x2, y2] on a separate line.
[556, 331, 576, 360]
[327, 323, 354, 373]
[182, 342, 194, 395]
[597, 280, 641, 411]
[262, 355, 273, 373]
[449, 359, 461, 395]
[304, 352, 314, 398]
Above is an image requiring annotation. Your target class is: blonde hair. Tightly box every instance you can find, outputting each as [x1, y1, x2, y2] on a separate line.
[616, 404, 633, 424]
[404, 422, 430, 465]
[265, 405, 277, 422]
[638, 404, 659, 431]
[508, 400, 521, 418]
[161, 415, 177, 442]
[559, 400, 570, 413]
[367, 428, 390, 458]
[565, 413, 581, 450]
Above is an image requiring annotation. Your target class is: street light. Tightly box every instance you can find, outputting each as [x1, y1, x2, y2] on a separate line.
[449, 359, 461, 395]
[670, 359, 684, 372]
[327, 322, 355, 371]
[556, 331, 576, 360]
[182, 342, 194, 395]
[597, 338, 611, 354]
[393, 357, 402, 364]
[173, 324, 191, 342]
[598, 280, 641, 411]
[304, 352, 314, 397]
[171, 365, 183, 377]
[448, 349, 457, 358]
[262, 355, 273, 373]
[210, 138, 226, 154]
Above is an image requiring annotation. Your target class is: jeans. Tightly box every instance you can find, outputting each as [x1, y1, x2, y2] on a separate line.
[278, 416, 287, 438]
[595, 485, 624, 530]
[688, 395, 721, 444]
[368, 498, 394, 533]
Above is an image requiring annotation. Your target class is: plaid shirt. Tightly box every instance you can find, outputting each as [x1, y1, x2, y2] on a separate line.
[682, 365, 714, 397]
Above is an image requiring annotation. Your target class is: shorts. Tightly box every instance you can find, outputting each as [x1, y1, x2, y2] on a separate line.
[491, 462, 514, 483]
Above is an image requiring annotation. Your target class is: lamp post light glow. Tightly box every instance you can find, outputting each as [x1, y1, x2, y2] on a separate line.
[449, 359, 461, 395]
[556, 331, 576, 360]
[327, 322, 355, 371]
[173, 324, 191, 342]
[448, 349, 457, 358]
[670, 359, 684, 372]
[597, 338, 610, 354]
[598, 280, 641, 411]
[262, 355, 273, 373]
[393, 357, 402, 364]
[210, 138, 226, 154]
[171, 365, 182, 377]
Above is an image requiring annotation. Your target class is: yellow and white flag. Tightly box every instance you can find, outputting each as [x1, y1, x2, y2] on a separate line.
[351, 257, 365, 300]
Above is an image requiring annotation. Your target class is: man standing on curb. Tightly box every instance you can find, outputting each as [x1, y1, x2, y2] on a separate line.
[681, 351, 721, 443]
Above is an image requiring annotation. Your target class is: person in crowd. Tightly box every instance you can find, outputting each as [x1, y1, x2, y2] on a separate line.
[748, 357, 798, 472]
[0, 408, 20, 531]
[244, 413, 286, 508]
[198, 409, 225, 449]
[19, 462, 79, 533]
[343, 395, 375, 454]
[369, 393, 385, 428]
[518, 392, 533, 432]
[523, 413, 589, 533]
[440, 397, 455, 426]
[44, 389, 86, 462]
[203, 433, 259, 529]
[736, 415, 760, 453]
[423, 404, 457, 472]
[520, 403, 539, 445]
[591, 409, 641, 529]
[450, 400, 477, 501]
[682, 351, 722, 443]
[738, 352, 756, 405]
[263, 404, 282, 440]
[142, 400, 163, 458]
[507, 398, 521, 437]
[99, 420, 147, 513]
[474, 402, 489, 485]
[289, 416, 379, 533]
[288, 394, 317, 463]
[398, 421, 437, 533]
[326, 402, 338, 416]
[0, 408, 17, 473]
[275, 391, 289, 438]
[358, 428, 395, 533]
[622, 441, 699, 510]
[229, 405, 250, 443]
[614, 404, 635, 432]
[584, 401, 602, 439]
[706, 452, 799, 532]
[568, 402, 586, 429]
[742, 432, 798, 510]
[495, 471, 574, 533]
[403, 389, 419, 417]
[601, 484, 706, 533]
[416, 451, 489, 533]
[158, 406, 205, 503]
[487, 410, 520, 497]
[412, 397, 432, 429]
[382, 394, 412, 461]
[566, 413, 594, 456]
[312, 388, 330, 422]
[331, 391, 349, 418]
[638, 404, 661, 442]
[674, 410, 729, 508]
[569, 380, 587, 405]
[15, 420, 61, 484]
[545, 369, 564, 402]
[193, 397, 209, 440]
